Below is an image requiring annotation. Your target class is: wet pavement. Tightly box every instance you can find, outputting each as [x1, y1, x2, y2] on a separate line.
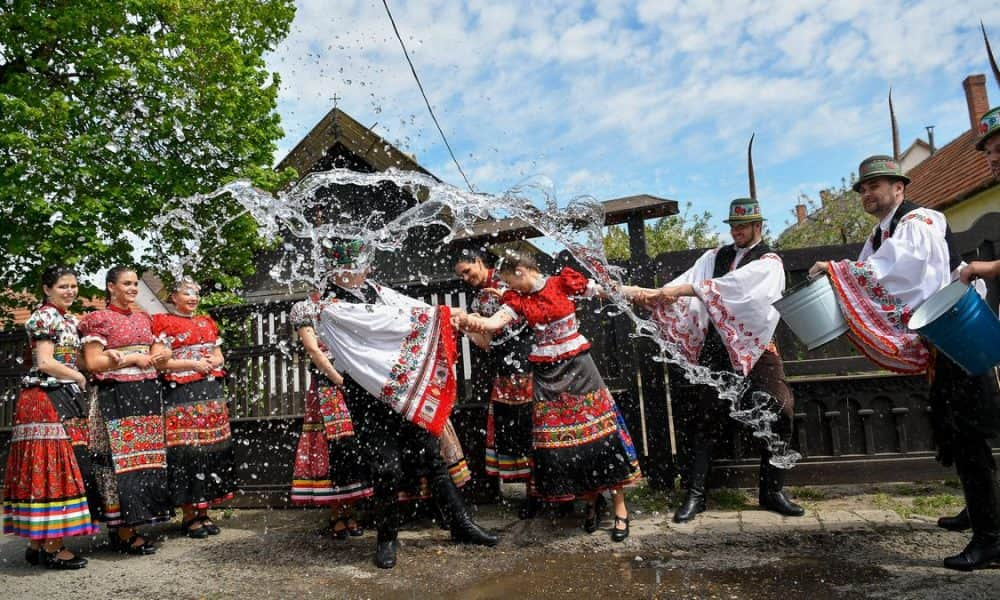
[2, 485, 999, 599]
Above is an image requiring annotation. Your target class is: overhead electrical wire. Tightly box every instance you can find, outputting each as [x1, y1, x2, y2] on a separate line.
[381, 0, 475, 192]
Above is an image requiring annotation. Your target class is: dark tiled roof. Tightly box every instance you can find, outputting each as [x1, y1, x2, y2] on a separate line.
[906, 129, 996, 210]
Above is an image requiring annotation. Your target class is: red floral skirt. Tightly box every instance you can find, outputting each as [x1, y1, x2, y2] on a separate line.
[485, 374, 534, 481]
[3, 385, 99, 540]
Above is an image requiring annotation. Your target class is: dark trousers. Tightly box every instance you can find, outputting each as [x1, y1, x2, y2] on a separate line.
[681, 330, 795, 489]
[931, 354, 1000, 537]
[340, 378, 449, 536]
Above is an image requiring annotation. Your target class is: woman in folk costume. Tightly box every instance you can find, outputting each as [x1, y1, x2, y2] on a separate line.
[810, 82, 1000, 570]
[79, 266, 172, 555]
[150, 279, 237, 539]
[453, 249, 538, 518]
[456, 249, 641, 542]
[629, 136, 803, 523]
[3, 266, 98, 569]
[289, 290, 372, 539]
[312, 239, 496, 569]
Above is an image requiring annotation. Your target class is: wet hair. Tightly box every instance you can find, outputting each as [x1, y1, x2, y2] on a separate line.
[495, 248, 538, 275]
[40, 265, 77, 294]
[170, 277, 201, 294]
[454, 247, 492, 267]
[105, 265, 137, 302]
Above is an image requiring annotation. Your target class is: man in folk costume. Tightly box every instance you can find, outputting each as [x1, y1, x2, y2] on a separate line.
[312, 240, 497, 569]
[810, 86, 1000, 570]
[919, 25, 1000, 571]
[633, 136, 804, 523]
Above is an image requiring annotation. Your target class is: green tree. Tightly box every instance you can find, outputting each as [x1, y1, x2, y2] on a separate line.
[775, 177, 876, 249]
[604, 203, 721, 261]
[0, 0, 296, 318]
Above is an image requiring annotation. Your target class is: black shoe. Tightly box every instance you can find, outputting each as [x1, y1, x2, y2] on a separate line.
[375, 539, 398, 569]
[943, 534, 1000, 571]
[938, 508, 971, 532]
[673, 489, 706, 523]
[114, 533, 157, 555]
[182, 518, 210, 539]
[759, 491, 806, 517]
[330, 518, 349, 541]
[611, 515, 630, 543]
[583, 495, 606, 534]
[198, 515, 221, 535]
[42, 548, 88, 570]
[25, 547, 41, 566]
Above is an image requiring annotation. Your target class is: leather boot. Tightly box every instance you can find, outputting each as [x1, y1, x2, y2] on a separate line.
[758, 455, 805, 517]
[673, 445, 712, 523]
[938, 507, 971, 532]
[434, 476, 498, 546]
[374, 529, 398, 569]
[943, 533, 1000, 571]
[373, 491, 400, 569]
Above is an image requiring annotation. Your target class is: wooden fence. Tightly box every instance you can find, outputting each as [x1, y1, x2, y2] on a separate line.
[1, 212, 998, 503]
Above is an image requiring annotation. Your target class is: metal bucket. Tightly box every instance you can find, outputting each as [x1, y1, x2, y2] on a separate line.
[773, 276, 848, 350]
[908, 281, 1000, 376]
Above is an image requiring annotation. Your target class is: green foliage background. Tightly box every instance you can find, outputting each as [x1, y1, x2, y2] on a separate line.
[0, 1, 297, 319]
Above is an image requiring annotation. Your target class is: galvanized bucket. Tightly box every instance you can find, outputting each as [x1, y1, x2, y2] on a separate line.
[773, 275, 848, 350]
[908, 281, 1000, 376]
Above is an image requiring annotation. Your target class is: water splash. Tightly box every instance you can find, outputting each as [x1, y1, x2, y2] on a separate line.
[159, 167, 800, 468]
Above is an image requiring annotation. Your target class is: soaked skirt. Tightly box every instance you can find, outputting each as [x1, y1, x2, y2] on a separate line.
[530, 351, 641, 502]
[485, 373, 534, 481]
[88, 378, 172, 527]
[163, 377, 238, 508]
[291, 373, 373, 506]
[3, 384, 100, 540]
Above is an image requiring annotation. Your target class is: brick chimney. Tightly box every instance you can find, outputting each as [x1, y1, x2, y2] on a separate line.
[795, 203, 807, 224]
[963, 75, 990, 130]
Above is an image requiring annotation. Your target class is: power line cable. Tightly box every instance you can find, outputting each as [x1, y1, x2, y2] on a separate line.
[381, 0, 474, 192]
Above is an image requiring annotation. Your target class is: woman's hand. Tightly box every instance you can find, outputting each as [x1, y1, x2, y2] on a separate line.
[192, 359, 214, 374]
[105, 349, 125, 365]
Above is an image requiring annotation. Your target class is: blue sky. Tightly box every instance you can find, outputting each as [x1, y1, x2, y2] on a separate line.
[265, 0, 1000, 237]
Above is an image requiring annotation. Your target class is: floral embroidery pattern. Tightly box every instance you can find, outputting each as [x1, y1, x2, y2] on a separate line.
[315, 383, 354, 441]
[105, 415, 167, 473]
[164, 400, 231, 447]
[490, 374, 533, 405]
[827, 260, 929, 374]
[533, 387, 619, 449]
[380, 308, 434, 404]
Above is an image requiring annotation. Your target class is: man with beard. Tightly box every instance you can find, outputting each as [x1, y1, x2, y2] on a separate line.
[631, 137, 804, 523]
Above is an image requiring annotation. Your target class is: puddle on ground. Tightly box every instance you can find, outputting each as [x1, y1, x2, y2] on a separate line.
[447, 553, 890, 600]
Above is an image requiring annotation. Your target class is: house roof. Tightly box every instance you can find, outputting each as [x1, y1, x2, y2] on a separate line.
[451, 194, 679, 244]
[905, 129, 996, 211]
[276, 108, 435, 179]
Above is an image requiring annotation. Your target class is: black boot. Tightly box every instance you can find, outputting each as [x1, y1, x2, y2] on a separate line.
[374, 529, 398, 569]
[943, 533, 1000, 571]
[674, 445, 712, 523]
[373, 491, 400, 569]
[434, 477, 498, 546]
[947, 444, 1000, 571]
[758, 455, 805, 517]
[938, 507, 971, 532]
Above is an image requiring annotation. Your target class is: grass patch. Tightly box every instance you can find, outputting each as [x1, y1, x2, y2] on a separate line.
[627, 481, 674, 513]
[709, 487, 751, 511]
[871, 491, 964, 518]
[787, 486, 826, 501]
[911, 494, 964, 517]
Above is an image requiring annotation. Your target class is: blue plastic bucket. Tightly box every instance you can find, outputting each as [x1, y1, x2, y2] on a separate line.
[908, 282, 1000, 376]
